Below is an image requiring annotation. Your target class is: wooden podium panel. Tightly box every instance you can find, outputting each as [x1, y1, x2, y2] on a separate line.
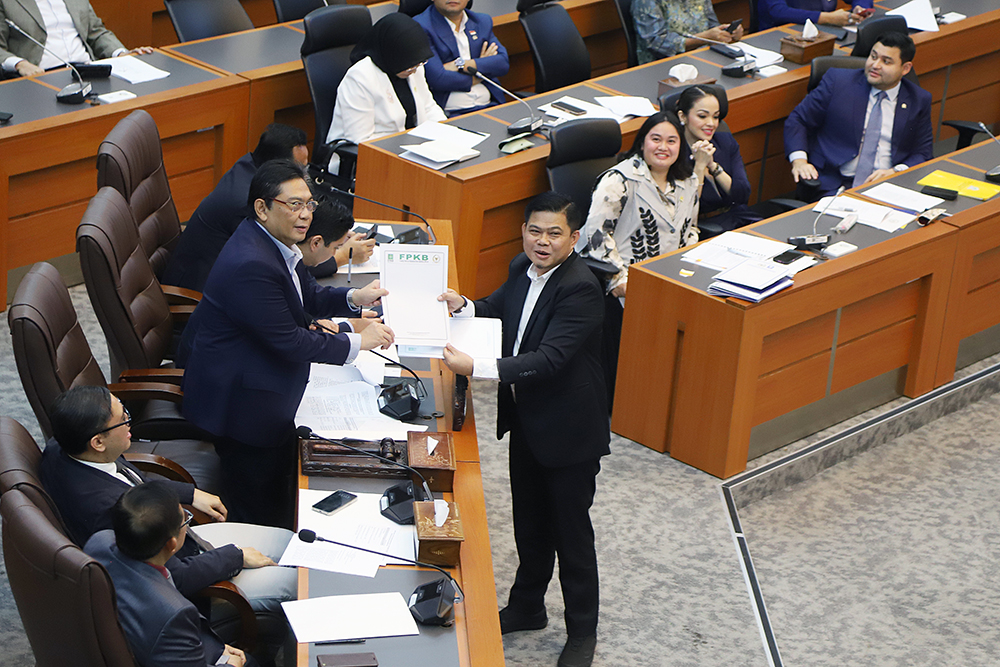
[611, 209, 958, 479]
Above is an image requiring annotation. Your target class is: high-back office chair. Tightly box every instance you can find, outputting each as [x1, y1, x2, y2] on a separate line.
[163, 0, 254, 42]
[610, 0, 638, 68]
[8, 263, 222, 490]
[97, 110, 183, 286]
[2, 487, 138, 667]
[518, 0, 591, 93]
[807, 55, 867, 91]
[397, 0, 431, 16]
[546, 118, 622, 217]
[850, 15, 907, 57]
[77, 188, 189, 382]
[273, 0, 338, 22]
[0, 417, 66, 525]
[301, 5, 373, 184]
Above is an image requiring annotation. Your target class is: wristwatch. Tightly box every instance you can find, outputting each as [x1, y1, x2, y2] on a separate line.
[455, 57, 466, 72]
[709, 163, 724, 177]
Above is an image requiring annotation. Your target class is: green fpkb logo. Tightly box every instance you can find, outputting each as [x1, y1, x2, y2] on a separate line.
[396, 253, 430, 262]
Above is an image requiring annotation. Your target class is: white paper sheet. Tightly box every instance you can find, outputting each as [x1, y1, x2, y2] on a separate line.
[735, 42, 784, 67]
[296, 381, 426, 439]
[594, 95, 658, 118]
[810, 195, 912, 231]
[380, 246, 450, 351]
[539, 96, 625, 123]
[93, 55, 169, 84]
[681, 231, 794, 271]
[296, 489, 416, 564]
[887, 0, 940, 32]
[862, 182, 944, 212]
[281, 592, 419, 643]
[408, 121, 490, 149]
[399, 139, 478, 165]
[448, 317, 502, 360]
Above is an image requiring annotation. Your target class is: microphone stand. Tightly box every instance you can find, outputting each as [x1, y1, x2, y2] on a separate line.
[312, 176, 438, 245]
[4, 18, 92, 104]
[976, 122, 1000, 183]
[463, 65, 543, 135]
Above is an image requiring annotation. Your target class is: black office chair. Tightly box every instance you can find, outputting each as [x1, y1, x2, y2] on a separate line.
[807, 55, 867, 92]
[610, 0, 638, 68]
[546, 118, 622, 218]
[273, 0, 341, 23]
[747, 0, 759, 33]
[518, 0, 591, 93]
[850, 15, 907, 57]
[301, 5, 373, 187]
[163, 0, 254, 42]
[397, 0, 432, 16]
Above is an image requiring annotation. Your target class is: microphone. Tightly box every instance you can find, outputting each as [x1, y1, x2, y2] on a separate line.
[309, 172, 437, 245]
[464, 65, 543, 135]
[812, 185, 846, 235]
[4, 19, 92, 104]
[976, 122, 1000, 183]
[682, 33, 756, 78]
[297, 528, 462, 625]
[296, 426, 434, 525]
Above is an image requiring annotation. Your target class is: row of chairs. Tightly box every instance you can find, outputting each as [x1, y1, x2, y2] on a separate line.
[2, 109, 271, 665]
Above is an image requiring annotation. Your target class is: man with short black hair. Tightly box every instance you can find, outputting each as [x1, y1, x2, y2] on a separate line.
[181, 159, 394, 527]
[439, 191, 609, 667]
[785, 31, 933, 197]
[86, 483, 253, 667]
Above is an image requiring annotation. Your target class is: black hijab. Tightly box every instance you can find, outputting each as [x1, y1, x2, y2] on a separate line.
[351, 14, 433, 130]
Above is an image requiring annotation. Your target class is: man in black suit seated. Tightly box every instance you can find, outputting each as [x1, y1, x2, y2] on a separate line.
[86, 482, 254, 667]
[161, 124, 375, 292]
[439, 191, 610, 667]
[39, 386, 295, 632]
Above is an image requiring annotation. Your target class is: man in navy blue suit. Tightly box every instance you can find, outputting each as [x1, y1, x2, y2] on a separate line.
[181, 160, 394, 528]
[784, 31, 933, 197]
[414, 0, 509, 116]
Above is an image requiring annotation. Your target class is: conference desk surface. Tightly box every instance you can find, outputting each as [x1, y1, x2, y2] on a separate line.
[0, 49, 249, 306]
[612, 140, 1000, 479]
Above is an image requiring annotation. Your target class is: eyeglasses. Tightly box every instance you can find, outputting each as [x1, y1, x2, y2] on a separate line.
[92, 407, 132, 437]
[181, 508, 194, 529]
[271, 197, 318, 213]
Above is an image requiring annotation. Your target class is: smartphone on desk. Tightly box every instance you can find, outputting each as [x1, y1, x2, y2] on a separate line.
[551, 100, 586, 116]
[312, 490, 358, 516]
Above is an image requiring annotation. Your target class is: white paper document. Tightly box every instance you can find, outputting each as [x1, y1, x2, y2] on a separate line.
[595, 96, 658, 118]
[296, 381, 426, 439]
[539, 96, 625, 123]
[681, 232, 794, 271]
[380, 245, 450, 354]
[811, 195, 915, 232]
[449, 317, 502, 360]
[734, 43, 784, 68]
[281, 592, 419, 643]
[409, 121, 490, 149]
[94, 55, 170, 84]
[887, 0, 940, 32]
[862, 182, 944, 212]
[400, 140, 479, 169]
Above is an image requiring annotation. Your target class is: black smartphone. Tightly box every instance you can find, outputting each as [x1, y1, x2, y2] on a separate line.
[312, 490, 358, 516]
[0, 111, 12, 123]
[726, 19, 743, 33]
[772, 249, 806, 265]
[362, 225, 379, 240]
[551, 100, 586, 116]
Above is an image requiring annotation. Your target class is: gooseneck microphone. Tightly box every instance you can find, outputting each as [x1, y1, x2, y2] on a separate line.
[463, 65, 543, 135]
[4, 19, 92, 103]
[812, 185, 846, 235]
[311, 176, 437, 245]
[976, 122, 1000, 183]
[296, 426, 433, 524]
[297, 528, 462, 625]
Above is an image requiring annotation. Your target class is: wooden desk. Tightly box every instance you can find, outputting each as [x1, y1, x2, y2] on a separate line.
[0, 50, 248, 305]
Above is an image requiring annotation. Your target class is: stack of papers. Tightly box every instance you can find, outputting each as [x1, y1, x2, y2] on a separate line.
[917, 170, 1000, 201]
[811, 195, 915, 232]
[539, 96, 626, 124]
[862, 182, 944, 213]
[380, 245, 450, 356]
[681, 231, 794, 271]
[281, 592, 419, 643]
[708, 259, 795, 302]
[887, 0, 939, 32]
[295, 380, 427, 439]
[734, 42, 784, 68]
[594, 96, 658, 118]
[400, 121, 489, 169]
[395, 316, 503, 360]
[93, 55, 169, 84]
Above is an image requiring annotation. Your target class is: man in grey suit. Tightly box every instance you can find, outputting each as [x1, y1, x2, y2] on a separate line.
[86, 482, 255, 667]
[0, 0, 150, 77]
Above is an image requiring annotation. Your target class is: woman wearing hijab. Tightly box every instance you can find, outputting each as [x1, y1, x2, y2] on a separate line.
[327, 14, 447, 171]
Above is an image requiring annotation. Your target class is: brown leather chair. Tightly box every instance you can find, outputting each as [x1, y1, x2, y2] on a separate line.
[2, 487, 137, 667]
[8, 263, 222, 491]
[77, 187, 193, 382]
[97, 110, 182, 284]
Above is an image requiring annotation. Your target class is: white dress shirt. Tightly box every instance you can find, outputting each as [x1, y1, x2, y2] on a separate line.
[452, 260, 560, 380]
[256, 222, 361, 362]
[788, 81, 907, 175]
[443, 12, 491, 112]
[75, 457, 136, 486]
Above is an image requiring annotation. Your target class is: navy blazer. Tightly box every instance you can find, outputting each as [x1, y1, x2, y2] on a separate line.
[474, 252, 610, 468]
[413, 6, 509, 110]
[181, 220, 355, 449]
[86, 531, 228, 667]
[758, 0, 872, 31]
[784, 68, 933, 194]
[162, 153, 256, 293]
[39, 445, 243, 597]
[702, 131, 751, 214]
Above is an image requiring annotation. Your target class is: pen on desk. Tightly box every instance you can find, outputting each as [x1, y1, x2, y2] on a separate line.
[315, 639, 367, 645]
[347, 246, 353, 284]
[454, 124, 488, 137]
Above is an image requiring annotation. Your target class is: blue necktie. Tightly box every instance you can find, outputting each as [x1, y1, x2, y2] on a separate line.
[854, 91, 888, 187]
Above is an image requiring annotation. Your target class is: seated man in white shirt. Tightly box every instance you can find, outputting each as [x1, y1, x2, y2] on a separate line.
[1, 0, 151, 78]
[414, 0, 509, 116]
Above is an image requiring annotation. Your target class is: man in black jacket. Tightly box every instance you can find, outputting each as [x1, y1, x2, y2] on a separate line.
[439, 191, 609, 667]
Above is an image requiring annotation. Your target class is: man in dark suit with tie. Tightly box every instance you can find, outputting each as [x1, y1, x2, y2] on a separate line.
[439, 191, 609, 667]
[784, 31, 933, 197]
[414, 0, 509, 115]
[181, 159, 394, 528]
[86, 483, 254, 667]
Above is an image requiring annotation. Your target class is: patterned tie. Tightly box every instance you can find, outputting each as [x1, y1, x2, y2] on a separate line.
[854, 91, 888, 187]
